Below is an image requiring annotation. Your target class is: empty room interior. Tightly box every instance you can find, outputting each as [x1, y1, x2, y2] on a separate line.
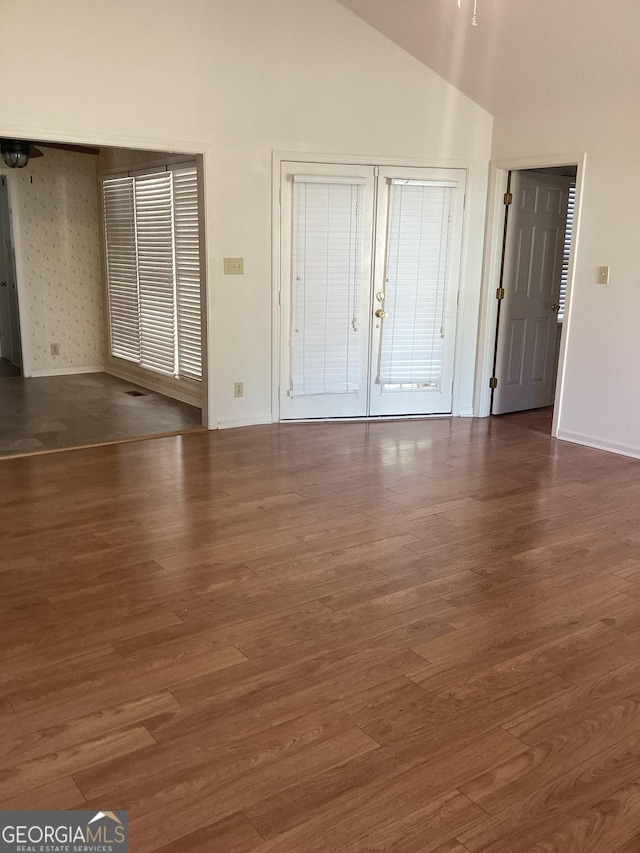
[2, 1, 640, 851]
[0, 142, 204, 455]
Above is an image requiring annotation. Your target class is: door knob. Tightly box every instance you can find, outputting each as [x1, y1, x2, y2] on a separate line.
[0, 282, 6, 288]
[552, 303, 560, 312]
[375, 309, 389, 319]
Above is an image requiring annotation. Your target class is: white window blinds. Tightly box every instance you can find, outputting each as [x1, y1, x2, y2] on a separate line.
[378, 181, 454, 390]
[173, 167, 202, 380]
[102, 177, 140, 363]
[558, 184, 575, 324]
[102, 165, 202, 381]
[291, 177, 364, 397]
[135, 172, 176, 376]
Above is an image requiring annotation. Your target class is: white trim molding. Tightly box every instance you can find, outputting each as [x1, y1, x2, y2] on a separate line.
[558, 429, 640, 462]
[217, 415, 273, 430]
[105, 363, 202, 409]
[28, 366, 105, 377]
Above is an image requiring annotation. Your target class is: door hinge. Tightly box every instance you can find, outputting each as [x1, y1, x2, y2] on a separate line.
[504, 192, 513, 205]
[489, 377, 498, 389]
[496, 287, 505, 300]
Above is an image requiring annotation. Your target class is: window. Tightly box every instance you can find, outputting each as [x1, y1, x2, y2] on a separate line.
[102, 164, 202, 380]
[291, 176, 364, 397]
[557, 183, 576, 324]
[378, 180, 455, 392]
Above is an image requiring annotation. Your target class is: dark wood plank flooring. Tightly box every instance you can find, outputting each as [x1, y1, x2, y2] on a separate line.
[1, 415, 640, 851]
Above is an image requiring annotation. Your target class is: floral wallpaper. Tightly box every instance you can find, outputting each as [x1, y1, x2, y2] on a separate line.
[9, 149, 105, 373]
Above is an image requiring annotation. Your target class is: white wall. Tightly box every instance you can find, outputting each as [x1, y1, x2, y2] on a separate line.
[493, 96, 640, 458]
[1, 0, 493, 426]
[2, 150, 104, 375]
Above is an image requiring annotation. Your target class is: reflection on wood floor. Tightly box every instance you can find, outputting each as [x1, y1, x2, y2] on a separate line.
[1, 416, 640, 851]
[0, 371, 202, 456]
[497, 406, 554, 436]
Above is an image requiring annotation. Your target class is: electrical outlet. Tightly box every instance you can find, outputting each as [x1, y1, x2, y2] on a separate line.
[224, 257, 244, 275]
[50, 343, 60, 356]
[234, 381, 244, 398]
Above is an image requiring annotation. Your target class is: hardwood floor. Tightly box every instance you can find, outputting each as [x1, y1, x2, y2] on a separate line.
[497, 405, 554, 436]
[1, 415, 640, 850]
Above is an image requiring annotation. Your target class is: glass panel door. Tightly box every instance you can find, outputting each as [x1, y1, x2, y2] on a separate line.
[279, 163, 375, 420]
[369, 167, 465, 416]
[279, 162, 465, 420]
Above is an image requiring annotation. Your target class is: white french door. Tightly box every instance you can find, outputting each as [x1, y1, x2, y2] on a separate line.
[279, 163, 375, 419]
[279, 161, 466, 420]
[369, 167, 464, 416]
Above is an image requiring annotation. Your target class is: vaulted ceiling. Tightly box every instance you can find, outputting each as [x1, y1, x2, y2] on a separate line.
[337, 0, 640, 116]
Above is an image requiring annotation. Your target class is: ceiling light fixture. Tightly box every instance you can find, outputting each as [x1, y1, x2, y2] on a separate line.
[0, 139, 30, 169]
[457, 0, 479, 26]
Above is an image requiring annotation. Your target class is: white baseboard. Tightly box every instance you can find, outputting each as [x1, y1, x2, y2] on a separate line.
[105, 364, 202, 408]
[27, 365, 105, 377]
[557, 429, 640, 461]
[217, 415, 273, 429]
[458, 407, 474, 418]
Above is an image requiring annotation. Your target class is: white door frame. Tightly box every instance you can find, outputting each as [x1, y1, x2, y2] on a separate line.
[474, 152, 587, 438]
[272, 150, 476, 423]
[0, 123, 214, 429]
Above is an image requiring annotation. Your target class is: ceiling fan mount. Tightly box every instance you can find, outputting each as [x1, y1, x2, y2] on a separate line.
[0, 138, 100, 169]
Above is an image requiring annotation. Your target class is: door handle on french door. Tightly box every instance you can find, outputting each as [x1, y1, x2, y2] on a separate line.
[552, 303, 560, 312]
[375, 309, 389, 319]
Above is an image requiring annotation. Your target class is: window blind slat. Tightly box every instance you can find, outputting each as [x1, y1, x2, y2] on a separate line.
[290, 181, 363, 397]
[558, 184, 575, 323]
[102, 165, 202, 382]
[173, 167, 202, 380]
[378, 183, 454, 389]
[103, 177, 140, 363]
[134, 172, 176, 376]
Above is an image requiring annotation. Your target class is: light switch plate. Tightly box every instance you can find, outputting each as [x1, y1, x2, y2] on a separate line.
[224, 257, 244, 275]
[597, 265, 610, 284]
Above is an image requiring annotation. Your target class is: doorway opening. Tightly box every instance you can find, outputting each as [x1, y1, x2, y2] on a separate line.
[490, 165, 577, 435]
[0, 138, 208, 456]
[0, 175, 23, 378]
